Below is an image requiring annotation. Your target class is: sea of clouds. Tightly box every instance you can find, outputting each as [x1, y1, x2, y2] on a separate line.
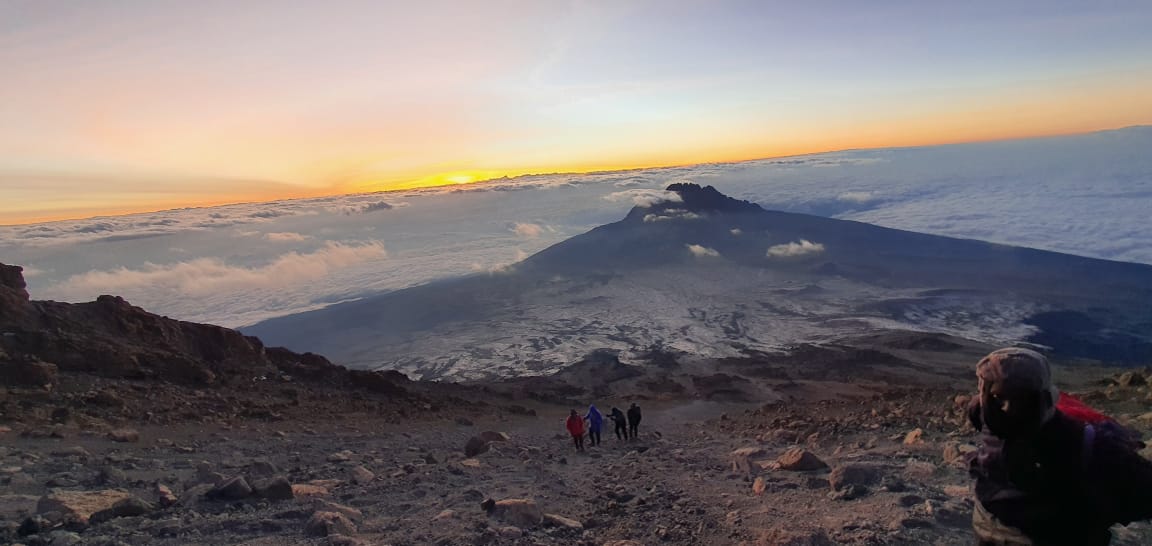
[2, 127, 1149, 328]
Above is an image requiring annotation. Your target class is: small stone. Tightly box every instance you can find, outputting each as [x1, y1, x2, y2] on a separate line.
[482, 498, 543, 527]
[903, 428, 923, 445]
[154, 484, 178, 508]
[496, 526, 523, 539]
[327, 451, 352, 463]
[543, 513, 584, 530]
[50, 446, 90, 459]
[478, 431, 510, 443]
[313, 500, 363, 522]
[829, 463, 884, 492]
[730, 446, 767, 475]
[291, 484, 330, 498]
[752, 477, 767, 496]
[349, 466, 374, 485]
[433, 509, 457, 521]
[304, 511, 357, 537]
[107, 429, 140, 443]
[829, 484, 870, 501]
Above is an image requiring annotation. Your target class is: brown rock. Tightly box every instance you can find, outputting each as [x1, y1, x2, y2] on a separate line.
[36, 489, 132, 525]
[776, 448, 828, 471]
[328, 535, 366, 546]
[543, 513, 584, 529]
[752, 476, 767, 496]
[107, 429, 140, 443]
[304, 511, 357, 537]
[89, 496, 154, 524]
[903, 428, 923, 445]
[313, 500, 364, 522]
[349, 466, 374, 485]
[758, 528, 834, 545]
[731, 446, 767, 475]
[292, 484, 330, 498]
[154, 484, 178, 508]
[828, 464, 884, 492]
[482, 498, 544, 527]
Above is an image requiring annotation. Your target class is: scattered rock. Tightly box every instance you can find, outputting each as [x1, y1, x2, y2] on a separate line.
[730, 446, 767, 475]
[252, 476, 294, 501]
[903, 428, 923, 445]
[482, 498, 544, 527]
[154, 484, 178, 508]
[36, 489, 133, 525]
[50, 446, 90, 459]
[291, 484, 330, 498]
[313, 500, 363, 522]
[304, 511, 357, 537]
[433, 509, 457, 521]
[543, 513, 584, 530]
[464, 436, 490, 458]
[829, 464, 884, 492]
[327, 451, 353, 463]
[777, 448, 828, 471]
[478, 431, 510, 443]
[89, 496, 154, 524]
[207, 476, 253, 500]
[0, 357, 57, 387]
[753, 476, 767, 496]
[1116, 371, 1146, 388]
[349, 466, 375, 485]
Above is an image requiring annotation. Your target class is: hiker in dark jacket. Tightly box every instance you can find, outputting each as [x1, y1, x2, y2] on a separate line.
[967, 347, 1152, 545]
[609, 407, 628, 440]
[627, 403, 642, 439]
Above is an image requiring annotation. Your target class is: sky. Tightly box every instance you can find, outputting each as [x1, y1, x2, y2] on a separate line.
[2, 0, 1152, 223]
[3, 127, 1150, 329]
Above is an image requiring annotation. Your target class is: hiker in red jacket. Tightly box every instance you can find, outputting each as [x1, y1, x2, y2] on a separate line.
[966, 347, 1152, 545]
[566, 409, 586, 452]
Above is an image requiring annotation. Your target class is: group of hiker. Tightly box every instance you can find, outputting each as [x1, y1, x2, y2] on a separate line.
[565, 403, 642, 451]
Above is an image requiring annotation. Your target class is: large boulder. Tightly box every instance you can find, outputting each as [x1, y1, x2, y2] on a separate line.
[37, 490, 132, 525]
[207, 476, 252, 500]
[482, 498, 544, 527]
[252, 476, 294, 501]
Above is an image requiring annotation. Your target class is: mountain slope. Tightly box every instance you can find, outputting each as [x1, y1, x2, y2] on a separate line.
[245, 184, 1152, 379]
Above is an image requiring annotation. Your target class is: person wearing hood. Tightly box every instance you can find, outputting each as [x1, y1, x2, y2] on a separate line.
[627, 403, 642, 439]
[967, 347, 1152, 545]
[609, 407, 628, 440]
[565, 409, 585, 452]
[584, 405, 604, 447]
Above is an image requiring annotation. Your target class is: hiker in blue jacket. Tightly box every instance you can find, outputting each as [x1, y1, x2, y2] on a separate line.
[584, 405, 604, 447]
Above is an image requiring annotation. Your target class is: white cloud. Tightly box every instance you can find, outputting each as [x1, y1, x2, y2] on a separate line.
[604, 189, 683, 207]
[767, 239, 826, 258]
[838, 191, 877, 204]
[19, 265, 46, 278]
[511, 222, 544, 238]
[336, 200, 407, 215]
[264, 232, 311, 242]
[730, 228, 743, 235]
[686, 244, 720, 257]
[643, 209, 702, 222]
[57, 241, 386, 298]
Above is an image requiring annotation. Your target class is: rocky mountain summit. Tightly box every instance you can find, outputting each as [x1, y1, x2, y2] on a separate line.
[247, 184, 1152, 379]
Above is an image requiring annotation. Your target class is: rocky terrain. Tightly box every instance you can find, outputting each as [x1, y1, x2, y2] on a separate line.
[4, 262, 1152, 545]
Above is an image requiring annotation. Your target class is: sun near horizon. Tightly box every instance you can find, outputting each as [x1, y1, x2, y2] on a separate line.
[2, 1, 1151, 225]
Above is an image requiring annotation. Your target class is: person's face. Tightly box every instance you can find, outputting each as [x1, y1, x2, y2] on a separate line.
[981, 379, 1050, 438]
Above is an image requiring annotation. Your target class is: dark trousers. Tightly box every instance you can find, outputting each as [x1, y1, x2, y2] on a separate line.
[588, 428, 601, 446]
[614, 422, 627, 440]
[572, 434, 584, 451]
[629, 422, 639, 438]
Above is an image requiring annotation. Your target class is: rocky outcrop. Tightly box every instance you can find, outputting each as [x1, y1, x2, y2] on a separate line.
[0, 262, 411, 395]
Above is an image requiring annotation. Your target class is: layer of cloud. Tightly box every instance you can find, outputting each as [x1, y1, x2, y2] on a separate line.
[643, 209, 702, 222]
[57, 241, 386, 298]
[686, 244, 720, 257]
[604, 189, 683, 207]
[838, 191, 878, 204]
[767, 239, 825, 258]
[511, 222, 544, 238]
[336, 200, 407, 215]
[264, 232, 311, 242]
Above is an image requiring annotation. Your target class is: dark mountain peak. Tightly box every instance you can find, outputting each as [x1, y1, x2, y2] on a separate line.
[664, 183, 763, 214]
